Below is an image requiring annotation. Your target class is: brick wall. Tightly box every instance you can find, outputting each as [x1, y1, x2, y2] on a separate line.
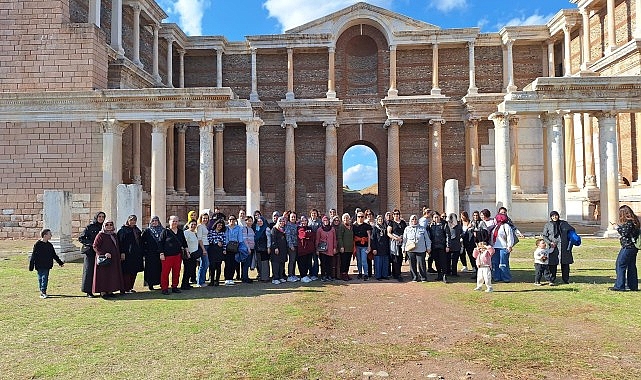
[475, 45, 503, 93]
[257, 52, 288, 101]
[513, 44, 544, 90]
[293, 51, 327, 99]
[183, 53, 217, 87]
[223, 54, 251, 99]
[439, 47, 469, 99]
[396, 48, 432, 96]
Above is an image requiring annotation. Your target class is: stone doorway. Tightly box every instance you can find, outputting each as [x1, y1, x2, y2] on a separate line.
[341, 144, 379, 215]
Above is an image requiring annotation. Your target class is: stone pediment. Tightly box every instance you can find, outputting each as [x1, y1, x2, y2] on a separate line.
[285, 2, 440, 38]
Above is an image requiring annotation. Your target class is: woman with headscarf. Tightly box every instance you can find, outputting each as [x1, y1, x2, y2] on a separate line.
[331, 215, 342, 280]
[92, 219, 125, 298]
[491, 213, 514, 282]
[371, 214, 390, 280]
[270, 216, 288, 284]
[611, 205, 640, 291]
[141, 216, 163, 290]
[542, 210, 576, 285]
[79, 211, 105, 297]
[253, 216, 272, 282]
[402, 214, 432, 282]
[207, 218, 226, 286]
[117, 215, 144, 293]
[316, 215, 337, 281]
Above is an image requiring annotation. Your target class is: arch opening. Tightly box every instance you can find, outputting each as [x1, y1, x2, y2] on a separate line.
[342, 144, 379, 214]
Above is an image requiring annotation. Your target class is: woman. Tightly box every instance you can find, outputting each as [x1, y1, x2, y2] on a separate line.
[463, 211, 486, 275]
[331, 215, 342, 280]
[402, 214, 432, 282]
[117, 215, 144, 293]
[242, 215, 256, 283]
[427, 213, 450, 283]
[316, 215, 337, 282]
[207, 219, 226, 286]
[181, 219, 201, 290]
[308, 209, 322, 280]
[447, 213, 463, 277]
[337, 213, 354, 281]
[92, 219, 125, 298]
[491, 213, 514, 282]
[611, 205, 639, 291]
[79, 211, 105, 297]
[297, 215, 316, 283]
[141, 216, 163, 290]
[284, 211, 299, 282]
[253, 216, 271, 282]
[196, 212, 210, 287]
[387, 209, 407, 281]
[225, 214, 248, 285]
[158, 215, 188, 295]
[353, 210, 372, 280]
[371, 214, 390, 280]
[270, 216, 288, 284]
[542, 211, 576, 285]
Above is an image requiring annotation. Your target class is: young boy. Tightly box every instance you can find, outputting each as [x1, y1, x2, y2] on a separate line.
[473, 230, 494, 292]
[533, 238, 551, 286]
[28, 229, 64, 298]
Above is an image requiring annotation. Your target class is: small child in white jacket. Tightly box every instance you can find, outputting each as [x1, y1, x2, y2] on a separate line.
[533, 238, 552, 285]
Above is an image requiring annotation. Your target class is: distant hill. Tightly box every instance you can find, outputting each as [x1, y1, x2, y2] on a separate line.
[342, 183, 378, 195]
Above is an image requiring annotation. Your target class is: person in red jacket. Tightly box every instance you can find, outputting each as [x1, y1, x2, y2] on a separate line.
[316, 215, 338, 282]
[297, 216, 316, 283]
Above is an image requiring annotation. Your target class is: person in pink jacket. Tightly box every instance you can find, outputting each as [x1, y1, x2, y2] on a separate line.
[473, 229, 494, 292]
[316, 215, 337, 282]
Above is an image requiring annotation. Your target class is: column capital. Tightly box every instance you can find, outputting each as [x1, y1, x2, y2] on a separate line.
[176, 123, 188, 133]
[178, 49, 185, 57]
[328, 46, 335, 53]
[504, 38, 515, 48]
[465, 116, 480, 128]
[384, 119, 403, 128]
[389, 44, 397, 51]
[429, 118, 446, 126]
[590, 111, 618, 121]
[131, 3, 141, 13]
[165, 35, 175, 44]
[323, 120, 339, 129]
[244, 117, 264, 133]
[540, 111, 564, 127]
[153, 22, 160, 32]
[281, 120, 297, 129]
[213, 123, 225, 133]
[149, 120, 171, 134]
[101, 119, 126, 135]
[251, 47, 258, 54]
[467, 40, 475, 48]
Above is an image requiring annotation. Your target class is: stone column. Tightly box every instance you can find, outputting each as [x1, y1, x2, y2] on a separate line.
[165, 36, 174, 88]
[111, 0, 125, 58]
[326, 47, 336, 98]
[250, 48, 259, 101]
[116, 184, 143, 229]
[583, 114, 597, 188]
[283, 120, 297, 211]
[594, 112, 619, 233]
[547, 41, 555, 77]
[444, 179, 460, 218]
[150, 121, 168, 223]
[214, 123, 225, 193]
[199, 122, 215, 212]
[286, 48, 295, 100]
[132, 122, 141, 185]
[43, 190, 76, 261]
[635, 0, 641, 39]
[176, 124, 187, 195]
[564, 114, 580, 191]
[580, 9, 591, 70]
[178, 49, 185, 88]
[131, 4, 142, 68]
[101, 119, 125, 220]
[216, 49, 223, 87]
[388, 44, 398, 97]
[324, 121, 339, 210]
[431, 43, 441, 96]
[467, 118, 482, 194]
[505, 39, 517, 93]
[385, 119, 402, 211]
[509, 117, 522, 193]
[245, 118, 264, 214]
[541, 113, 566, 219]
[152, 24, 161, 85]
[89, 0, 100, 27]
[467, 41, 478, 95]
[563, 24, 573, 76]
[617, 120, 626, 187]
[166, 124, 175, 194]
[606, 0, 616, 54]
[429, 118, 445, 211]
[490, 113, 512, 212]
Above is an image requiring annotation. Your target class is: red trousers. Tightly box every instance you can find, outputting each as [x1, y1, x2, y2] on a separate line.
[161, 254, 182, 290]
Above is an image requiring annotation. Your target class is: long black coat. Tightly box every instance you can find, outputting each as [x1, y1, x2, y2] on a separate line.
[542, 220, 575, 265]
[78, 221, 102, 293]
[141, 228, 162, 287]
[117, 225, 144, 274]
[370, 224, 390, 256]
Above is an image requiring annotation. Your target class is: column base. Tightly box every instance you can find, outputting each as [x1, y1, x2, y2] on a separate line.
[511, 185, 523, 194]
[387, 88, 398, 97]
[578, 68, 598, 77]
[566, 184, 580, 192]
[597, 228, 620, 238]
[132, 176, 142, 185]
[430, 88, 441, 96]
[326, 91, 336, 99]
[285, 92, 295, 100]
[176, 189, 188, 196]
[215, 189, 226, 196]
[166, 188, 177, 195]
[153, 75, 162, 86]
[250, 92, 260, 102]
[467, 87, 478, 95]
[506, 84, 517, 93]
[133, 60, 143, 69]
[466, 185, 483, 194]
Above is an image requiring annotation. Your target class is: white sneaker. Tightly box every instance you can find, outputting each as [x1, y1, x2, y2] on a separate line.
[40, 293, 47, 299]
[310, 276, 318, 281]
[279, 279, 287, 284]
[271, 279, 280, 285]
[224, 280, 235, 286]
[461, 266, 468, 272]
[473, 286, 482, 291]
[485, 288, 493, 292]
[287, 276, 296, 282]
[301, 276, 312, 283]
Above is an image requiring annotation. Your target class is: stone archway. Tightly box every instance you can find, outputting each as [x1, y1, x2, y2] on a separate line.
[339, 141, 382, 215]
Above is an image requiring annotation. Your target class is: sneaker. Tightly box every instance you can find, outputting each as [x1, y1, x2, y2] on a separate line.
[363, 275, 369, 281]
[442, 275, 447, 284]
[301, 276, 312, 283]
[473, 286, 482, 291]
[40, 293, 47, 299]
[287, 276, 296, 282]
[279, 279, 287, 284]
[485, 288, 493, 292]
[224, 280, 235, 286]
[320, 277, 328, 282]
[534, 282, 542, 286]
[271, 279, 281, 285]
[461, 266, 468, 272]
[310, 276, 318, 281]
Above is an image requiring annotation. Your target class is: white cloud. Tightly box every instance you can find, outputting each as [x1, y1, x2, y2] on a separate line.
[160, 0, 210, 36]
[476, 17, 488, 31]
[429, 0, 467, 13]
[343, 164, 378, 190]
[503, 13, 554, 28]
[263, 0, 392, 32]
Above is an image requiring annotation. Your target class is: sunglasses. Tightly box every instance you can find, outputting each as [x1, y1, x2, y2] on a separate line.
[105, 223, 114, 226]
[357, 215, 364, 218]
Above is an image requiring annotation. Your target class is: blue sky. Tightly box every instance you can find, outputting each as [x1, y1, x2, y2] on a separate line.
[157, 0, 573, 189]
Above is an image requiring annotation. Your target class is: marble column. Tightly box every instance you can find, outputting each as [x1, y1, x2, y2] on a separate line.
[178, 49, 185, 88]
[152, 24, 161, 85]
[286, 48, 295, 100]
[165, 36, 174, 88]
[563, 24, 573, 76]
[541, 113, 566, 219]
[101, 120, 125, 220]
[89, 0, 100, 27]
[245, 118, 264, 214]
[324, 121, 339, 210]
[635, 0, 641, 39]
[617, 120, 626, 187]
[111, 0, 125, 58]
[131, 4, 142, 67]
[150, 121, 168, 224]
[606, 0, 616, 54]
[580, 9, 591, 70]
[388, 45, 398, 97]
[467, 118, 482, 194]
[431, 43, 441, 96]
[505, 39, 517, 93]
[283, 121, 297, 211]
[385, 119, 402, 211]
[166, 124, 175, 194]
[176, 124, 187, 195]
[326, 47, 336, 98]
[509, 117, 522, 193]
[214, 123, 225, 193]
[564, 114, 580, 191]
[429, 118, 445, 211]
[490, 113, 512, 212]
[216, 49, 223, 87]
[199, 122, 215, 212]
[132, 122, 141, 185]
[594, 112, 619, 233]
[250, 48, 259, 101]
[583, 114, 597, 188]
[547, 41, 555, 77]
[467, 41, 478, 95]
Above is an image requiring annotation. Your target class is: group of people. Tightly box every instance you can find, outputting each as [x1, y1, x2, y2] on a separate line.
[26, 204, 639, 298]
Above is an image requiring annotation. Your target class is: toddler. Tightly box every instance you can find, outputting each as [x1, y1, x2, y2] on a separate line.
[473, 236, 494, 292]
[533, 238, 551, 286]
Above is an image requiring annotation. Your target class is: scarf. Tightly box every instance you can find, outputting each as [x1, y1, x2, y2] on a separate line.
[148, 216, 164, 242]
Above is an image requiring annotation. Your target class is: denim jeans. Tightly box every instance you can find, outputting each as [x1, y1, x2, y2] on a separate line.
[492, 248, 512, 282]
[355, 246, 368, 276]
[37, 269, 50, 293]
[407, 251, 427, 281]
[614, 247, 638, 290]
[197, 247, 210, 285]
[374, 254, 389, 279]
[241, 252, 252, 281]
[310, 253, 319, 277]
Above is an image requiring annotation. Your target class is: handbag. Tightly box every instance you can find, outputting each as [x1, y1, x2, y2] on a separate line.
[226, 240, 239, 254]
[317, 241, 328, 252]
[405, 241, 416, 252]
[97, 255, 111, 266]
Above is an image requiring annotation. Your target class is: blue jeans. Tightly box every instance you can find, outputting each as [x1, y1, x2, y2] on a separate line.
[614, 247, 638, 290]
[241, 251, 252, 281]
[37, 269, 50, 293]
[374, 254, 389, 279]
[355, 246, 368, 276]
[310, 253, 319, 277]
[492, 248, 512, 282]
[198, 247, 210, 285]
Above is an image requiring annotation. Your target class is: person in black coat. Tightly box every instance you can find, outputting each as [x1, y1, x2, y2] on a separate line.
[117, 215, 144, 293]
[29, 229, 64, 298]
[542, 210, 575, 284]
[141, 216, 163, 290]
[78, 211, 105, 297]
[427, 212, 451, 282]
[371, 215, 390, 280]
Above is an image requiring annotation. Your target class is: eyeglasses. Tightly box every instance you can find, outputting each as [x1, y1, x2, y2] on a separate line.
[357, 215, 364, 218]
[393, 212, 400, 215]
[105, 223, 114, 226]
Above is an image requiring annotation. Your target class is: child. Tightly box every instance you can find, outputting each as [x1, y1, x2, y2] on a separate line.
[533, 238, 551, 286]
[473, 229, 494, 292]
[28, 229, 64, 298]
